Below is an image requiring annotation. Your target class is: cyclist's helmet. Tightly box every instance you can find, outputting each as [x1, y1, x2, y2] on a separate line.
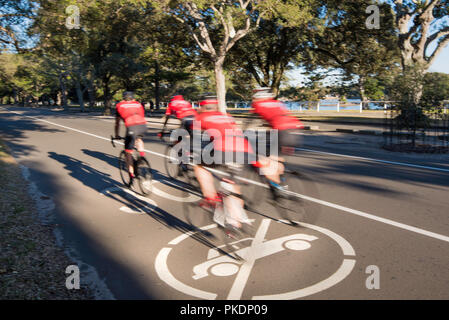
[199, 94, 218, 110]
[123, 91, 135, 101]
[171, 94, 183, 101]
[252, 87, 274, 99]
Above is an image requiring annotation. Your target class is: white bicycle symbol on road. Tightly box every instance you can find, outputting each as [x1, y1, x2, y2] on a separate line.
[192, 234, 318, 280]
[155, 218, 356, 300]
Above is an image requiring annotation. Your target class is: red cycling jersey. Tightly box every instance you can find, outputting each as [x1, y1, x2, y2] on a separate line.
[194, 111, 253, 153]
[166, 97, 197, 119]
[252, 99, 303, 131]
[116, 100, 146, 127]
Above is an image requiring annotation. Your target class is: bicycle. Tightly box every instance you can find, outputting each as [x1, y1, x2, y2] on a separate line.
[237, 122, 319, 226]
[183, 162, 255, 260]
[110, 135, 153, 195]
[160, 128, 200, 191]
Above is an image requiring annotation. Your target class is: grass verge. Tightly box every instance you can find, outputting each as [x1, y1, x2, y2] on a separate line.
[0, 138, 94, 299]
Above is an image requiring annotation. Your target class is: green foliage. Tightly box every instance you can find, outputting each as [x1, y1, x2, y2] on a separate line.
[364, 78, 385, 101]
[421, 72, 449, 109]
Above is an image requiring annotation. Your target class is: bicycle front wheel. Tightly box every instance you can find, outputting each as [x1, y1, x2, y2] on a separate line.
[274, 170, 317, 225]
[164, 144, 182, 179]
[136, 157, 153, 195]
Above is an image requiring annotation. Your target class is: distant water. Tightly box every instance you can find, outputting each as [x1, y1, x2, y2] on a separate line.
[283, 99, 387, 111]
[230, 99, 388, 111]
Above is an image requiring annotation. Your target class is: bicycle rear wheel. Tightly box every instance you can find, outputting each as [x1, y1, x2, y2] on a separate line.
[273, 170, 317, 225]
[136, 157, 153, 195]
[119, 151, 132, 187]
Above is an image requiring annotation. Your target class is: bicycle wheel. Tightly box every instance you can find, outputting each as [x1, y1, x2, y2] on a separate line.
[164, 144, 182, 179]
[239, 165, 269, 213]
[118, 151, 132, 187]
[136, 157, 153, 195]
[273, 170, 316, 225]
[220, 201, 255, 261]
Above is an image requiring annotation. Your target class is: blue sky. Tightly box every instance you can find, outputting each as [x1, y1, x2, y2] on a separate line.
[287, 44, 449, 87]
[428, 44, 449, 73]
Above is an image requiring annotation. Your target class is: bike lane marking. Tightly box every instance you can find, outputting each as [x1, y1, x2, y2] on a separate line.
[155, 220, 356, 299]
[296, 147, 449, 173]
[227, 218, 271, 300]
[8, 110, 449, 244]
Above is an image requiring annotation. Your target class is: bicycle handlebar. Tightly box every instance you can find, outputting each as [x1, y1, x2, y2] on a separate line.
[110, 135, 123, 148]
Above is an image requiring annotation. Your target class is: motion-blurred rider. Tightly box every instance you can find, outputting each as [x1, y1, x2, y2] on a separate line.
[193, 96, 254, 229]
[251, 87, 303, 192]
[114, 91, 147, 181]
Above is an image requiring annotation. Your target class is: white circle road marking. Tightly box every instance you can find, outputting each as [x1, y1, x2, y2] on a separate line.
[284, 239, 312, 251]
[211, 263, 240, 277]
[154, 220, 356, 300]
[151, 181, 200, 203]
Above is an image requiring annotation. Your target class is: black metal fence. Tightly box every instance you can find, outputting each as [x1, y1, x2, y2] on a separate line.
[383, 105, 449, 153]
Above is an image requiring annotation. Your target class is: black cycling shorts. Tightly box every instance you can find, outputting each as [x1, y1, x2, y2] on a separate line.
[125, 124, 147, 151]
[181, 115, 195, 137]
[277, 129, 300, 155]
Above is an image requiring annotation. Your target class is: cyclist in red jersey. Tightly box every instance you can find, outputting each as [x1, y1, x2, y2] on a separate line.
[192, 97, 254, 228]
[114, 91, 147, 179]
[251, 87, 303, 190]
[160, 95, 197, 138]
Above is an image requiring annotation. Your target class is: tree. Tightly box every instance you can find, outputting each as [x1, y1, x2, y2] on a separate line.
[389, 0, 449, 102]
[0, 0, 38, 52]
[228, 8, 314, 98]
[421, 72, 449, 108]
[391, 0, 449, 69]
[155, 1, 267, 112]
[305, 0, 400, 103]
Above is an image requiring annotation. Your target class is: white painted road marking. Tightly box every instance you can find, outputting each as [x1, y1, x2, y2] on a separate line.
[7, 109, 449, 244]
[296, 147, 449, 173]
[227, 218, 271, 300]
[155, 221, 356, 299]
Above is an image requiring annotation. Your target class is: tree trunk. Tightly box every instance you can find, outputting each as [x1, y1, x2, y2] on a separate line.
[56, 92, 62, 106]
[87, 78, 95, 109]
[214, 57, 227, 113]
[58, 72, 68, 110]
[75, 79, 84, 112]
[103, 80, 112, 115]
[154, 60, 160, 110]
[13, 89, 18, 104]
[271, 65, 285, 99]
[358, 77, 369, 110]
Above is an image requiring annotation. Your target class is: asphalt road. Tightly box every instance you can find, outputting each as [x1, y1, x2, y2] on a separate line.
[1, 105, 448, 300]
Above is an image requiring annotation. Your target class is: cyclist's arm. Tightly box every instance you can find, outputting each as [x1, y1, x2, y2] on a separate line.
[161, 114, 170, 133]
[114, 115, 121, 138]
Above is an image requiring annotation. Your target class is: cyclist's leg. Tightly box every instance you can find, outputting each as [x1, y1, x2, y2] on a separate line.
[134, 124, 147, 157]
[193, 164, 217, 200]
[181, 115, 195, 153]
[264, 129, 299, 183]
[222, 153, 249, 228]
[258, 155, 284, 184]
[135, 137, 144, 154]
[124, 129, 136, 177]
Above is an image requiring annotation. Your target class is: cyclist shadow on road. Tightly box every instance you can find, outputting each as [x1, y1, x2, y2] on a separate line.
[48, 151, 222, 252]
[81, 148, 195, 195]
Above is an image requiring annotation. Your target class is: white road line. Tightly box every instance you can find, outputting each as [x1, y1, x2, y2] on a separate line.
[296, 147, 449, 173]
[252, 259, 356, 300]
[8, 110, 449, 244]
[155, 248, 217, 300]
[227, 218, 271, 300]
